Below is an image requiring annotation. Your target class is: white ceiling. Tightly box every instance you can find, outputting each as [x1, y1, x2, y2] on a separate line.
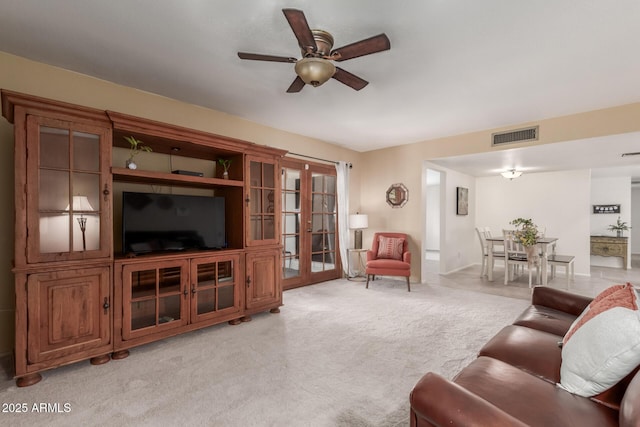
[1, 1, 639, 162]
[428, 132, 640, 181]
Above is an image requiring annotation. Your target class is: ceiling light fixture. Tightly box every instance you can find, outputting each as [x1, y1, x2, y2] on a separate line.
[294, 57, 336, 87]
[500, 169, 523, 180]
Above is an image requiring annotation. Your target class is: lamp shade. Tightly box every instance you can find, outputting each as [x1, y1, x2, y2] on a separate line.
[294, 57, 336, 87]
[65, 195, 95, 212]
[349, 214, 369, 230]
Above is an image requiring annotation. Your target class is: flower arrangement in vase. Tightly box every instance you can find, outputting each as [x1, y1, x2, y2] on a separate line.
[608, 216, 631, 237]
[123, 136, 152, 169]
[510, 217, 540, 264]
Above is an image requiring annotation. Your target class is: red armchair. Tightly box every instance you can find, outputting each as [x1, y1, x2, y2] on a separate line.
[365, 232, 411, 291]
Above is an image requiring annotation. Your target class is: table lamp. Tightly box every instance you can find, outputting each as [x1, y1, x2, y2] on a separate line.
[349, 213, 369, 249]
[65, 195, 94, 251]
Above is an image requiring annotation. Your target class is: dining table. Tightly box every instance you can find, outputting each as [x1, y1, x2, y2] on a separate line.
[486, 236, 558, 286]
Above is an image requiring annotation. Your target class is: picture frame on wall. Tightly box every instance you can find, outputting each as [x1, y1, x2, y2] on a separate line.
[593, 204, 620, 214]
[457, 187, 469, 215]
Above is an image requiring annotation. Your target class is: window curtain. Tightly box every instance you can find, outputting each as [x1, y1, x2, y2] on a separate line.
[336, 161, 350, 277]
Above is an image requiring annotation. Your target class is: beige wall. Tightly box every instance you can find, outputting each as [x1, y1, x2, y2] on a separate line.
[360, 103, 640, 280]
[0, 52, 364, 355]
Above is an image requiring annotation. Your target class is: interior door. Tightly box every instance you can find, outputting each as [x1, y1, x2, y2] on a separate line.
[282, 159, 340, 289]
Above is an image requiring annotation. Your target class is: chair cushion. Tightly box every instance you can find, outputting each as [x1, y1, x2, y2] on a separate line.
[366, 259, 410, 270]
[376, 236, 405, 260]
[560, 283, 640, 397]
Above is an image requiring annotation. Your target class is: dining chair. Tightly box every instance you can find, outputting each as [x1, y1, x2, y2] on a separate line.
[503, 230, 539, 287]
[475, 227, 504, 277]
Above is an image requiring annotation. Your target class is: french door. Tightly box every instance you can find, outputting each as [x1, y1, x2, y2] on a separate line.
[281, 159, 340, 289]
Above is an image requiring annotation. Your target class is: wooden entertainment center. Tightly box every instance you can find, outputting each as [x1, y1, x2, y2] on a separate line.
[1, 90, 287, 386]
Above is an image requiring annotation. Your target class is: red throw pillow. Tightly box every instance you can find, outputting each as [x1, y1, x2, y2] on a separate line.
[377, 236, 404, 260]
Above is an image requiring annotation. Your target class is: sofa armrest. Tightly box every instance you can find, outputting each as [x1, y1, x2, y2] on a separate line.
[531, 286, 592, 316]
[410, 372, 528, 427]
[403, 251, 411, 264]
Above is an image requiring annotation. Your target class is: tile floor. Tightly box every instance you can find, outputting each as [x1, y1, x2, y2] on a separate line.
[426, 255, 640, 300]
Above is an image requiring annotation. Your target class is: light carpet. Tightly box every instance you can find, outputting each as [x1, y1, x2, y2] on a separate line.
[0, 279, 529, 426]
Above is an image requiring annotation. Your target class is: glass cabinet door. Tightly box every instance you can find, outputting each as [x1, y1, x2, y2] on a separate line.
[122, 260, 189, 339]
[26, 115, 111, 263]
[191, 254, 241, 323]
[246, 155, 279, 246]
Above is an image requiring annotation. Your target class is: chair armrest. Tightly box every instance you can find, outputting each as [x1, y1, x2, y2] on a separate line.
[366, 250, 375, 262]
[410, 372, 528, 427]
[403, 251, 411, 264]
[531, 286, 592, 316]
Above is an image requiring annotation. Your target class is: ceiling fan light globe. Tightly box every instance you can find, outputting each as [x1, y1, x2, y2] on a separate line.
[295, 57, 335, 87]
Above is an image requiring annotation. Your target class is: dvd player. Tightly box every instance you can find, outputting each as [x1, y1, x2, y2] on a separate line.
[172, 170, 204, 177]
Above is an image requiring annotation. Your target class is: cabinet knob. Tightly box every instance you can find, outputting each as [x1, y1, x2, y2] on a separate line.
[103, 297, 110, 310]
[191, 286, 197, 294]
[183, 287, 188, 297]
[103, 184, 110, 201]
[246, 276, 251, 287]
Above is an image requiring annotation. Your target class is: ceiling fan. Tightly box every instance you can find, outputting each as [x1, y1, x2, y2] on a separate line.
[237, 8, 391, 93]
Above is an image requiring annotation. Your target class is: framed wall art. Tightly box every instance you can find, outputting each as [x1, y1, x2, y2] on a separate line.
[456, 187, 468, 216]
[593, 204, 620, 214]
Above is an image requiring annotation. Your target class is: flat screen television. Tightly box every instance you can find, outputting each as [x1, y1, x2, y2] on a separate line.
[122, 192, 225, 254]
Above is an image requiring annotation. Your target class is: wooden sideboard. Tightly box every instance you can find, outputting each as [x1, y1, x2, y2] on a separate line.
[590, 236, 628, 269]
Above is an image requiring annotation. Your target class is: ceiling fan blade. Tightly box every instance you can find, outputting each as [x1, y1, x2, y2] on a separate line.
[332, 67, 369, 91]
[282, 8, 317, 54]
[286, 76, 306, 93]
[238, 52, 297, 63]
[331, 34, 391, 61]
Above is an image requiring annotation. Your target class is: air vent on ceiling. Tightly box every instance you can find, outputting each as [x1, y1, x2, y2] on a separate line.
[491, 126, 539, 146]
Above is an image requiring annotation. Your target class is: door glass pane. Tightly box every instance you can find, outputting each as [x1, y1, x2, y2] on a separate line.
[73, 131, 100, 171]
[312, 175, 323, 192]
[131, 299, 156, 330]
[159, 295, 180, 323]
[283, 235, 300, 278]
[325, 195, 336, 213]
[72, 173, 100, 211]
[197, 262, 216, 288]
[40, 213, 70, 253]
[131, 269, 156, 299]
[250, 161, 262, 187]
[251, 215, 262, 240]
[263, 216, 275, 239]
[264, 190, 275, 213]
[311, 172, 338, 274]
[250, 188, 261, 214]
[324, 176, 336, 194]
[284, 170, 300, 190]
[263, 163, 275, 188]
[218, 261, 233, 283]
[71, 172, 101, 252]
[197, 288, 216, 315]
[218, 285, 235, 309]
[40, 126, 69, 169]
[71, 213, 100, 252]
[159, 266, 181, 294]
[40, 170, 69, 211]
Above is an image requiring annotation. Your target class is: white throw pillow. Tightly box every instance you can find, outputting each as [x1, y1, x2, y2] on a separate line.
[559, 283, 640, 397]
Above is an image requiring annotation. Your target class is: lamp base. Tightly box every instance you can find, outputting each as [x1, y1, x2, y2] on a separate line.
[354, 229, 363, 250]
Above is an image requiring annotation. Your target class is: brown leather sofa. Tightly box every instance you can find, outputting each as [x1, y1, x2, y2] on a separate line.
[410, 286, 640, 426]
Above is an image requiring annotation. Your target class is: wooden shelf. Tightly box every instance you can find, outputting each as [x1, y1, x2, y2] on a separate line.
[112, 167, 243, 188]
